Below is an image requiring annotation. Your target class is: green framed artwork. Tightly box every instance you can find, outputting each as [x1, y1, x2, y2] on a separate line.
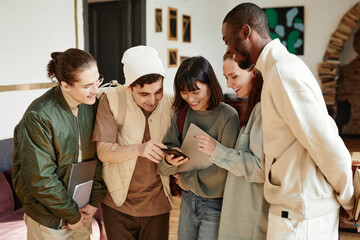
[264, 6, 304, 55]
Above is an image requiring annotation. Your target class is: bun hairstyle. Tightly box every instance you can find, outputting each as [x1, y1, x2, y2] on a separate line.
[47, 48, 96, 86]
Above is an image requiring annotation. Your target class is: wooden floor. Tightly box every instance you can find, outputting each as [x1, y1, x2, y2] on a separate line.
[168, 137, 360, 239]
[169, 197, 181, 240]
[340, 228, 360, 239]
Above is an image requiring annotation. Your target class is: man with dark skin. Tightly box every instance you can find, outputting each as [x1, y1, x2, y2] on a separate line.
[222, 3, 354, 239]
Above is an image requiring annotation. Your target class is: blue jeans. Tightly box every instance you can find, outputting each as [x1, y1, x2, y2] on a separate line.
[178, 190, 223, 240]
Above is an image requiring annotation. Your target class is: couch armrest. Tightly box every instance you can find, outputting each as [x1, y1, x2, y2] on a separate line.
[0, 172, 14, 217]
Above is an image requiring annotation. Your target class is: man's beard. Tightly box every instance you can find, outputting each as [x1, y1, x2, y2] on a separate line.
[234, 38, 252, 70]
[237, 52, 252, 70]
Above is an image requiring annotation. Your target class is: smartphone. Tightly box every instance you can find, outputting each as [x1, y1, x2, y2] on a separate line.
[161, 148, 189, 159]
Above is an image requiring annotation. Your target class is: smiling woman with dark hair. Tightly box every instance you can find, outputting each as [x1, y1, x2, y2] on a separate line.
[172, 56, 223, 112]
[158, 55, 239, 240]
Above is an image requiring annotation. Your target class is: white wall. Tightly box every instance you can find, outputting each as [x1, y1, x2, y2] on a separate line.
[147, 0, 360, 94]
[146, 0, 226, 94]
[0, 0, 83, 139]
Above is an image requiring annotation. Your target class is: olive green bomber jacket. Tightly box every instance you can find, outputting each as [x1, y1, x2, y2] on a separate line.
[12, 86, 106, 229]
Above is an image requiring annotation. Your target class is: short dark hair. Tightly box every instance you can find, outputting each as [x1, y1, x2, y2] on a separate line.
[172, 56, 223, 112]
[130, 74, 164, 88]
[47, 48, 96, 86]
[223, 2, 270, 39]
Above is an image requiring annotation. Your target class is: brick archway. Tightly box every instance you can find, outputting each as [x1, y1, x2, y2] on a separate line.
[318, 2, 360, 117]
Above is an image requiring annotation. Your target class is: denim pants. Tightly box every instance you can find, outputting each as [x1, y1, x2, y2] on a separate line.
[178, 190, 223, 240]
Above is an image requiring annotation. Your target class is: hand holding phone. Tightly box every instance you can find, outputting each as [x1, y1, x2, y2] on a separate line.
[161, 148, 189, 159]
[161, 148, 190, 166]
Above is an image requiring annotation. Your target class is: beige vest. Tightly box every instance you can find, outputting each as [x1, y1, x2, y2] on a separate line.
[102, 85, 174, 206]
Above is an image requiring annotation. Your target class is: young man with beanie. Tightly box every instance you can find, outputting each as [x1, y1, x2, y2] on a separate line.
[222, 3, 354, 239]
[92, 46, 173, 240]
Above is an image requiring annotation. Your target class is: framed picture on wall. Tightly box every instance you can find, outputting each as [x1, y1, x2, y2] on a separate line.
[168, 7, 178, 40]
[168, 49, 178, 67]
[263, 6, 304, 55]
[182, 15, 191, 42]
[155, 8, 162, 32]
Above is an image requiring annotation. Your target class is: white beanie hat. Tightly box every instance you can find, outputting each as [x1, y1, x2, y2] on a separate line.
[122, 46, 165, 86]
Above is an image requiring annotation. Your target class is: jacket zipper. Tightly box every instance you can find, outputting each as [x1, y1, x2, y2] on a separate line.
[74, 115, 80, 163]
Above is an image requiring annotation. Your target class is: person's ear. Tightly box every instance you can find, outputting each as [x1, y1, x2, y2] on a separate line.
[251, 68, 256, 77]
[240, 24, 251, 40]
[61, 81, 70, 92]
[126, 86, 132, 93]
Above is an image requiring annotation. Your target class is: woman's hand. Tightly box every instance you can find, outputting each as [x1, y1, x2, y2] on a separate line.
[195, 134, 217, 156]
[164, 147, 189, 166]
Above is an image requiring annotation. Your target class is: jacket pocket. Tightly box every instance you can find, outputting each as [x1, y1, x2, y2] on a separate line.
[102, 160, 136, 206]
[301, 152, 333, 199]
[264, 141, 304, 203]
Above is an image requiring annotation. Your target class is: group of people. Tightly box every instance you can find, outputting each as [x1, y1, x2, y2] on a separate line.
[12, 2, 355, 240]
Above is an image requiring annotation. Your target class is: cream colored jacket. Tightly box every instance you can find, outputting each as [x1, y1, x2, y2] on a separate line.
[102, 85, 174, 206]
[257, 39, 354, 219]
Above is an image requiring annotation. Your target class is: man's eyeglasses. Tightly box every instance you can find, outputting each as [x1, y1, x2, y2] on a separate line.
[80, 73, 104, 92]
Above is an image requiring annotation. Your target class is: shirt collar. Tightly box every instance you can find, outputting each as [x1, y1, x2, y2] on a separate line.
[60, 85, 81, 111]
[255, 38, 285, 75]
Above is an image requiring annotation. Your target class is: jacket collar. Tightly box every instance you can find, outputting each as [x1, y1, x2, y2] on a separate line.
[60, 86, 81, 116]
[255, 38, 288, 77]
[54, 85, 77, 113]
[60, 86, 81, 109]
